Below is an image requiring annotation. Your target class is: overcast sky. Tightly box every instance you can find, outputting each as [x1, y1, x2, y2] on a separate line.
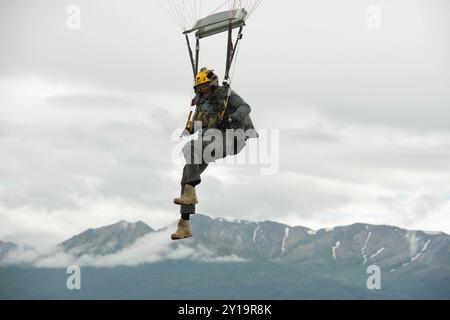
[1, 0, 449, 249]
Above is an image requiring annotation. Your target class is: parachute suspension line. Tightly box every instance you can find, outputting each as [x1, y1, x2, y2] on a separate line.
[179, 1, 189, 26]
[232, 0, 251, 11]
[208, 0, 230, 16]
[179, 0, 191, 29]
[187, 0, 196, 23]
[156, 0, 183, 29]
[192, 0, 200, 23]
[247, 0, 263, 18]
[225, 0, 264, 19]
[244, 0, 251, 10]
[168, 0, 182, 28]
[181, 0, 195, 29]
[168, 1, 185, 29]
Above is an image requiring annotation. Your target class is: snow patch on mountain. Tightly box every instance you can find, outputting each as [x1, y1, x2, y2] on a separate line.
[361, 231, 372, 264]
[281, 227, 289, 255]
[369, 247, 384, 259]
[423, 231, 441, 236]
[332, 241, 341, 261]
[401, 239, 432, 269]
[422, 239, 431, 252]
[252, 225, 261, 243]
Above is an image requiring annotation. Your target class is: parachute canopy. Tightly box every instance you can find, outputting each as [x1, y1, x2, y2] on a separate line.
[185, 8, 247, 39]
[156, 0, 262, 33]
[156, 0, 263, 82]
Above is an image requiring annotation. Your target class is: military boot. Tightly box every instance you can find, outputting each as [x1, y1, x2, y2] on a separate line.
[174, 185, 198, 205]
[171, 219, 193, 240]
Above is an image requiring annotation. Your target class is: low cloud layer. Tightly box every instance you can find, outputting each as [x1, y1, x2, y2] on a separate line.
[0, 227, 247, 268]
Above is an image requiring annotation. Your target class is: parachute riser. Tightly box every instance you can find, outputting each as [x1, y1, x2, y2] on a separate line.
[184, 34, 197, 79]
[183, 18, 245, 130]
[195, 38, 200, 76]
[223, 24, 243, 86]
[184, 28, 243, 84]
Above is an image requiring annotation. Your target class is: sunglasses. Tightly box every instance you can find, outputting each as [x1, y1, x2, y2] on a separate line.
[196, 83, 212, 91]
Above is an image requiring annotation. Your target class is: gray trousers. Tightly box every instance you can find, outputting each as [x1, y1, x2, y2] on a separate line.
[179, 129, 246, 214]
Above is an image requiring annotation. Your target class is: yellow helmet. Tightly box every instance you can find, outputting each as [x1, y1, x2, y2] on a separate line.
[195, 67, 218, 86]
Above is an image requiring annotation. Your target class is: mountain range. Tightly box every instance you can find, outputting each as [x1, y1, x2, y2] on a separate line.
[1, 214, 449, 299]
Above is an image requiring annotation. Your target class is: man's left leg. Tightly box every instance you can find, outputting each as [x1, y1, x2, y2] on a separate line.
[171, 162, 208, 240]
[178, 162, 209, 213]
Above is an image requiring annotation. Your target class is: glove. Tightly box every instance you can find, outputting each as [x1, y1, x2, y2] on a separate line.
[180, 128, 192, 138]
[217, 116, 234, 130]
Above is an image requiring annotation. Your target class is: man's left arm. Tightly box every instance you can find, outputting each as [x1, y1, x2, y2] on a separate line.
[228, 90, 251, 122]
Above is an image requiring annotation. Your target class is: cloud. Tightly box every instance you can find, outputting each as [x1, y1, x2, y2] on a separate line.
[378, 192, 448, 226]
[0, 246, 44, 266]
[194, 105, 450, 232]
[0, 76, 186, 220]
[1, 0, 450, 250]
[0, 228, 248, 268]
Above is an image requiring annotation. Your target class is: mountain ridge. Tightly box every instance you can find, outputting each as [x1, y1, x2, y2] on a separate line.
[1, 214, 449, 299]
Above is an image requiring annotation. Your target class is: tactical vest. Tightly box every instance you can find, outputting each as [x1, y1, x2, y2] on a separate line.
[193, 87, 229, 129]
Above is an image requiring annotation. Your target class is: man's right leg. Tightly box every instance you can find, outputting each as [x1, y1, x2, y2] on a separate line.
[174, 136, 209, 206]
[172, 130, 224, 240]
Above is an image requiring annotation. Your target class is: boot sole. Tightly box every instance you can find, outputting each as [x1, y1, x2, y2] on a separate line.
[173, 199, 198, 205]
[171, 235, 193, 240]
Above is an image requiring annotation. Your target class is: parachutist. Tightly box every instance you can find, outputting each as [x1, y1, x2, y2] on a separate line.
[156, 1, 264, 240]
[171, 68, 258, 240]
